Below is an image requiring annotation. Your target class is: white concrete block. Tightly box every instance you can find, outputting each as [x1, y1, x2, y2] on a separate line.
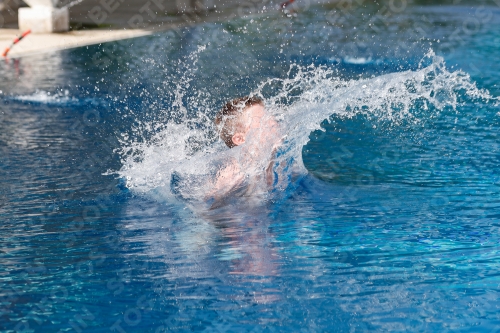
[19, 6, 69, 33]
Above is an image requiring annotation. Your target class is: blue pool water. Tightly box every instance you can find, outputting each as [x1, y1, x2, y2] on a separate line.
[1, 1, 500, 332]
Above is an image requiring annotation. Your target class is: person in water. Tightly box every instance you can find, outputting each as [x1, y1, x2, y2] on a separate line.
[214, 96, 279, 149]
[207, 97, 282, 284]
[207, 96, 282, 203]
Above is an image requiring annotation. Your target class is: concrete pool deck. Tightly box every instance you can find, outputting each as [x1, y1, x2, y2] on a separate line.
[0, 28, 155, 58]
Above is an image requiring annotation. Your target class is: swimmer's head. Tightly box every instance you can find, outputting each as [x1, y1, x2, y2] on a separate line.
[215, 96, 270, 148]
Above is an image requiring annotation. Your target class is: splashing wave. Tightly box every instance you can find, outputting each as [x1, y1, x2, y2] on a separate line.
[114, 51, 492, 207]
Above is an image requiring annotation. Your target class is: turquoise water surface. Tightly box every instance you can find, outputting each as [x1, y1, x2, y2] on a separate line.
[1, 1, 500, 332]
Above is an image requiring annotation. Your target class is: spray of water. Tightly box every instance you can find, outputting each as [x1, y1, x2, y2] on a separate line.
[115, 50, 492, 207]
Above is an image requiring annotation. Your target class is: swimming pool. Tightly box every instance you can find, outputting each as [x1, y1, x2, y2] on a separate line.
[1, 1, 500, 332]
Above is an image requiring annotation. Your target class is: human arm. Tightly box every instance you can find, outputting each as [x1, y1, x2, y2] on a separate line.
[205, 160, 245, 204]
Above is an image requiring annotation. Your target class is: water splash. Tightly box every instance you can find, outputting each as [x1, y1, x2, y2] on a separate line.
[115, 51, 492, 207]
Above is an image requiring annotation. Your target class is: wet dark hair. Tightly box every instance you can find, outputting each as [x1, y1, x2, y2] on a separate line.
[214, 96, 264, 148]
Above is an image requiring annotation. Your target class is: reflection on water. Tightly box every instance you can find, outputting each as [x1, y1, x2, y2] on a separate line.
[122, 194, 283, 307]
[1, 52, 66, 94]
[207, 208, 280, 279]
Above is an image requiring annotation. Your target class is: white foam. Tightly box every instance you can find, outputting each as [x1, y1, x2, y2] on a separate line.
[12, 90, 95, 105]
[14, 90, 75, 103]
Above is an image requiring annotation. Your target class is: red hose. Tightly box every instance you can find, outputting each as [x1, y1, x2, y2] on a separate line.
[3, 29, 31, 57]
